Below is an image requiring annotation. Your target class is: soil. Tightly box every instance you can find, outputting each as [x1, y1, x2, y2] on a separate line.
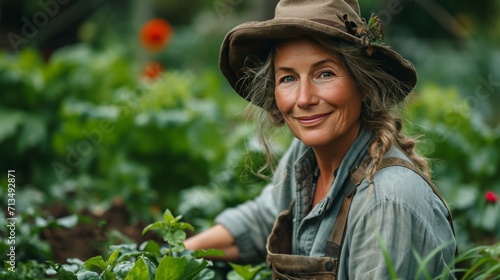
[40, 198, 161, 264]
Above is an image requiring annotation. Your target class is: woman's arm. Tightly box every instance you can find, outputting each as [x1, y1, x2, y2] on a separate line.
[185, 140, 301, 263]
[343, 167, 456, 279]
[184, 224, 240, 261]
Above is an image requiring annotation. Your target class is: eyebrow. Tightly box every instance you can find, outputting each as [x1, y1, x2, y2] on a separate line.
[312, 58, 340, 68]
[275, 58, 340, 72]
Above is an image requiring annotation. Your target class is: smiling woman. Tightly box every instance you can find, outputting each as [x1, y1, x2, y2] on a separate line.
[273, 38, 364, 207]
[274, 38, 362, 153]
[184, 0, 459, 279]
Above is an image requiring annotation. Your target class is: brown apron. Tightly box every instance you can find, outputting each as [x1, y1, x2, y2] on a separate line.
[266, 157, 456, 280]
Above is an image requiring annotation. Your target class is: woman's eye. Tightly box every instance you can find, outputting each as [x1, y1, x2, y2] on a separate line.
[281, 76, 295, 83]
[320, 71, 334, 79]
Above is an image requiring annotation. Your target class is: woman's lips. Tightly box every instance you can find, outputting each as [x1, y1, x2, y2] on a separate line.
[295, 113, 331, 126]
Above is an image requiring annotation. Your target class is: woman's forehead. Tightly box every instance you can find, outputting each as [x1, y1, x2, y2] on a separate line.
[273, 37, 342, 64]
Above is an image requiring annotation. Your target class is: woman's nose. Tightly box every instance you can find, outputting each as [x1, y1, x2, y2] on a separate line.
[296, 79, 319, 108]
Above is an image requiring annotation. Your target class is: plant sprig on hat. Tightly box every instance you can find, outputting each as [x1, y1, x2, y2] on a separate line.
[338, 13, 384, 47]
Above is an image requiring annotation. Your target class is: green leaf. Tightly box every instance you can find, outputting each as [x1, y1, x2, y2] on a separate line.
[177, 221, 195, 231]
[191, 249, 225, 258]
[142, 256, 157, 280]
[163, 209, 175, 224]
[228, 263, 263, 280]
[99, 269, 116, 280]
[140, 240, 161, 256]
[46, 261, 78, 280]
[109, 244, 143, 263]
[0, 110, 23, 142]
[226, 271, 245, 280]
[155, 256, 208, 280]
[18, 114, 47, 152]
[125, 257, 150, 280]
[142, 221, 165, 236]
[75, 270, 100, 280]
[113, 261, 134, 278]
[193, 268, 216, 280]
[82, 256, 107, 272]
[107, 248, 121, 267]
[165, 229, 187, 245]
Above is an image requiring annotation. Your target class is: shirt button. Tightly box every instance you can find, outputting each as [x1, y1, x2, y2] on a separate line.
[325, 261, 334, 271]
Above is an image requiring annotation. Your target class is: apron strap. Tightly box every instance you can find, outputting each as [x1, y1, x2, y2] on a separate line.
[324, 164, 367, 258]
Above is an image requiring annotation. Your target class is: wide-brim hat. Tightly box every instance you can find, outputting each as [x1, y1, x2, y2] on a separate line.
[219, 0, 417, 104]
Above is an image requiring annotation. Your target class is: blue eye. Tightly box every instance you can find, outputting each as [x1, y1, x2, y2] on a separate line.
[282, 76, 295, 83]
[320, 71, 334, 78]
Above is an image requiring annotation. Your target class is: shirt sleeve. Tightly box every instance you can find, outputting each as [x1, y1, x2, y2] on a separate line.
[343, 167, 457, 279]
[214, 140, 299, 264]
[214, 183, 281, 263]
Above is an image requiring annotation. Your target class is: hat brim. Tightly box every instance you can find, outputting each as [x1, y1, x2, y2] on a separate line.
[219, 18, 417, 103]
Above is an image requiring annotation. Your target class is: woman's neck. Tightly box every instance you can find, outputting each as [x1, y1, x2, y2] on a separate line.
[313, 125, 360, 177]
[311, 125, 361, 206]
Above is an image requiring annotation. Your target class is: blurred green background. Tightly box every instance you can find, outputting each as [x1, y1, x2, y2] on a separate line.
[0, 0, 499, 267]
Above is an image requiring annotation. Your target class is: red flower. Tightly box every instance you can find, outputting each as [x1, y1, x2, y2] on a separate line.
[140, 18, 173, 52]
[485, 191, 498, 204]
[141, 61, 164, 81]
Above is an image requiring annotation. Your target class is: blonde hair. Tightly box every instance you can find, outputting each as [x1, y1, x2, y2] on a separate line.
[240, 36, 429, 181]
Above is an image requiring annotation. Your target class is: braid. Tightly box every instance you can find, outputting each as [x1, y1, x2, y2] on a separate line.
[366, 112, 430, 181]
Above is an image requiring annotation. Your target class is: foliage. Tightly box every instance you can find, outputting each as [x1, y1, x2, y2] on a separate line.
[43, 208, 221, 280]
[405, 84, 500, 247]
[1, 1, 500, 278]
[0, 208, 80, 266]
[453, 243, 500, 280]
[141, 209, 195, 257]
[176, 125, 292, 231]
[2, 209, 497, 279]
[226, 263, 272, 280]
[0, 209, 271, 280]
[376, 233, 500, 279]
[0, 43, 254, 220]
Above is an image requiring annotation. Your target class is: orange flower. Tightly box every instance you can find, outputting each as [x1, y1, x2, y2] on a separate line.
[142, 61, 164, 81]
[140, 18, 173, 52]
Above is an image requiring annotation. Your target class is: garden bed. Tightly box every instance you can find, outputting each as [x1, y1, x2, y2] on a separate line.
[40, 198, 160, 264]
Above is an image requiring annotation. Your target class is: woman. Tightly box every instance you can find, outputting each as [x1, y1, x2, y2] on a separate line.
[185, 0, 458, 278]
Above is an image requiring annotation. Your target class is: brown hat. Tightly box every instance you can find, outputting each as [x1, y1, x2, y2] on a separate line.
[219, 0, 417, 103]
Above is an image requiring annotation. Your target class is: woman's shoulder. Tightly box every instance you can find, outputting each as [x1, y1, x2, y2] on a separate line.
[348, 149, 450, 237]
[356, 147, 441, 213]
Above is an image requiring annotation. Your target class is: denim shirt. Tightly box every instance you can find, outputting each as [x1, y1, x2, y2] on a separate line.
[215, 129, 457, 279]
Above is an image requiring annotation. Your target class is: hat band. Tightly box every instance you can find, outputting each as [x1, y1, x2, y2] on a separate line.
[309, 19, 348, 33]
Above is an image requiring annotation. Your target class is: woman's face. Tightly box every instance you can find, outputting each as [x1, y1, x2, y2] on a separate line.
[274, 38, 363, 149]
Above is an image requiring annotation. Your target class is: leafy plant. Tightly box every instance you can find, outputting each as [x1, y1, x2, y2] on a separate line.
[0, 208, 91, 280]
[226, 263, 271, 280]
[376, 228, 500, 279]
[0, 208, 81, 266]
[1, 209, 224, 280]
[142, 209, 195, 257]
[451, 243, 500, 280]
[405, 84, 500, 247]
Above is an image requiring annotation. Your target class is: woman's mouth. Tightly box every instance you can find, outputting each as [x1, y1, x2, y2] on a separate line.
[295, 113, 331, 126]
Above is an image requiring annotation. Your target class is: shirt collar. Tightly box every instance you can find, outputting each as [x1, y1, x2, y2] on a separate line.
[294, 129, 374, 207]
